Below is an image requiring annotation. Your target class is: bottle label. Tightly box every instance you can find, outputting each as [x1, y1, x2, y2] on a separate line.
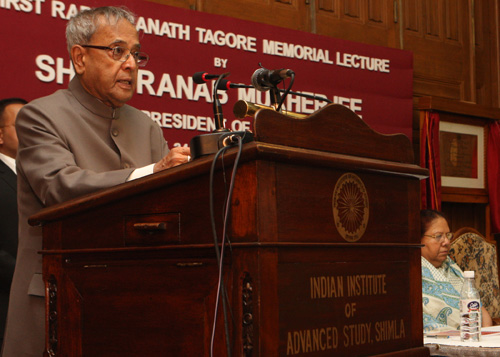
[461, 300, 480, 312]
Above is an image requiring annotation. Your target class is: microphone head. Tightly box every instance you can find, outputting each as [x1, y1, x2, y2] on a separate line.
[217, 80, 255, 91]
[251, 68, 271, 92]
[193, 72, 208, 84]
[193, 72, 223, 84]
[217, 79, 231, 91]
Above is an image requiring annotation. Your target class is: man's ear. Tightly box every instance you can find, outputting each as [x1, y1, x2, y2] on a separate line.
[71, 45, 86, 75]
[0, 129, 4, 145]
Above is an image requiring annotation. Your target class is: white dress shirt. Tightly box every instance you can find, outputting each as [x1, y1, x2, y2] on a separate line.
[0, 152, 16, 174]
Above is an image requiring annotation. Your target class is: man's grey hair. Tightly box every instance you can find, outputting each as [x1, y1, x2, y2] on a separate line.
[66, 6, 136, 54]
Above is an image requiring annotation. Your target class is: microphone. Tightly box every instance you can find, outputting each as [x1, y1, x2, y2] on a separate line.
[189, 71, 255, 160]
[251, 67, 294, 91]
[193, 72, 221, 84]
[216, 79, 253, 91]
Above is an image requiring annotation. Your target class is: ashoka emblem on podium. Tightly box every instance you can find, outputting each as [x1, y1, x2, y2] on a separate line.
[332, 173, 369, 242]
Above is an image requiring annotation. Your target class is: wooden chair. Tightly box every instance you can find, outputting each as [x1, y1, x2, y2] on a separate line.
[449, 227, 500, 321]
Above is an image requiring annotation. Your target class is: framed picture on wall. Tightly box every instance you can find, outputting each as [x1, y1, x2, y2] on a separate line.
[439, 121, 485, 189]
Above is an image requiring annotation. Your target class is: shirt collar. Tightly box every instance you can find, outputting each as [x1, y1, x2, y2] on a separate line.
[421, 255, 452, 273]
[69, 76, 122, 120]
[441, 256, 451, 270]
[0, 153, 16, 174]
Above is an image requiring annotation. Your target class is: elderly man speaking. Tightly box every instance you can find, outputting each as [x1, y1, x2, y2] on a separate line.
[2, 6, 189, 356]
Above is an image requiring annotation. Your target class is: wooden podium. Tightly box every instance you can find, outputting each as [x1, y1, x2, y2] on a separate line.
[32, 104, 430, 356]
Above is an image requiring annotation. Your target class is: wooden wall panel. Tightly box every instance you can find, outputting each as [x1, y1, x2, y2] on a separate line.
[150, 0, 309, 31]
[404, 0, 420, 34]
[367, 0, 386, 24]
[203, 0, 309, 32]
[147, 0, 197, 10]
[318, 0, 335, 13]
[424, 0, 439, 39]
[443, 0, 459, 42]
[442, 202, 488, 237]
[343, 0, 362, 21]
[315, 0, 399, 48]
[404, 0, 474, 101]
[474, 0, 500, 107]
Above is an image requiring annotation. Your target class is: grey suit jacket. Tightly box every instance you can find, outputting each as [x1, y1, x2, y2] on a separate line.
[2, 77, 169, 356]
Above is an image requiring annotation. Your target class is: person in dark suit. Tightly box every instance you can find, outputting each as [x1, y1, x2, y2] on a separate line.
[0, 97, 27, 347]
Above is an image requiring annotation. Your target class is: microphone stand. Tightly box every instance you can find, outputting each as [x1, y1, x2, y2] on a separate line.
[269, 87, 282, 111]
[212, 74, 230, 132]
[189, 75, 254, 160]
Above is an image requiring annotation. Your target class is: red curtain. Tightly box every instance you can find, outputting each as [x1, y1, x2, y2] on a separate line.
[488, 121, 500, 233]
[420, 111, 441, 210]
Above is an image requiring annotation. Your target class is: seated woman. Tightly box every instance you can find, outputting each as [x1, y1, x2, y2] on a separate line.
[420, 209, 492, 332]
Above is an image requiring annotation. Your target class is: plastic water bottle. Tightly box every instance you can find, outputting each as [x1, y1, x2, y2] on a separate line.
[460, 270, 481, 342]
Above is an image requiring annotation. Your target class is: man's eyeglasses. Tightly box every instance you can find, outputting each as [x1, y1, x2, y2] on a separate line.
[423, 232, 454, 242]
[81, 45, 149, 67]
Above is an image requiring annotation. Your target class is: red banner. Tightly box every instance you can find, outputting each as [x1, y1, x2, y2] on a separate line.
[1, 0, 413, 148]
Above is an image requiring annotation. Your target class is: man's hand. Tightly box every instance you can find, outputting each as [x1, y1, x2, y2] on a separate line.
[153, 146, 191, 173]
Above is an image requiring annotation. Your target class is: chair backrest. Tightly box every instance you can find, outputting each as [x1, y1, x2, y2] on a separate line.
[449, 227, 500, 319]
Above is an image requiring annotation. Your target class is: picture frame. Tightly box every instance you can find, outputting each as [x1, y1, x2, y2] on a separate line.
[439, 121, 485, 189]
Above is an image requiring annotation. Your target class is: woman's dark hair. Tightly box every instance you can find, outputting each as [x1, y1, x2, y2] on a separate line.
[420, 209, 446, 236]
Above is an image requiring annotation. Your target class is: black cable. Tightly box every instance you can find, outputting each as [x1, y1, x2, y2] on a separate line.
[209, 144, 230, 357]
[209, 135, 244, 357]
[219, 149, 232, 247]
[217, 137, 242, 356]
[217, 148, 233, 356]
[218, 149, 236, 348]
[209, 146, 229, 261]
